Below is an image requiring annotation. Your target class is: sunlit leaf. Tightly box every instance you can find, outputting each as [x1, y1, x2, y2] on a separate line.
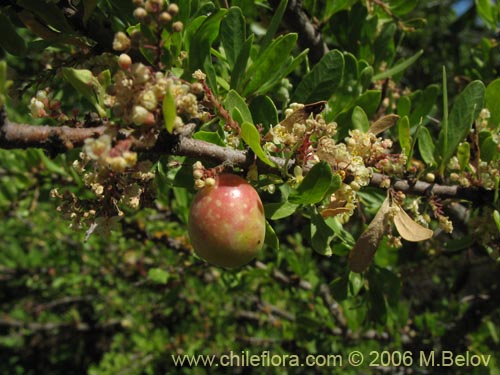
[289, 162, 333, 205]
[240, 122, 275, 167]
[393, 203, 433, 242]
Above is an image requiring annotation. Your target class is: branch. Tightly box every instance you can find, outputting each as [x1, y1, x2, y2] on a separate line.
[269, 0, 329, 64]
[0, 116, 493, 202]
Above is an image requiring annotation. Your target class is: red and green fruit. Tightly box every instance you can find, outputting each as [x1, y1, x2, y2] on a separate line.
[188, 174, 266, 268]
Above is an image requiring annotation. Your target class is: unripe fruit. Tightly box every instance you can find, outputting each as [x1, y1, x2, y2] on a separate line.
[188, 174, 266, 268]
[118, 53, 132, 70]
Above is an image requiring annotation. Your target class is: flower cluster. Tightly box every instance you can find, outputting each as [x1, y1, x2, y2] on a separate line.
[446, 108, 500, 190]
[261, 103, 406, 223]
[53, 134, 155, 232]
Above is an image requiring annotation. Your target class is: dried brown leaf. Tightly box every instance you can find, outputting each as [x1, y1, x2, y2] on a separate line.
[369, 114, 400, 135]
[393, 203, 433, 242]
[320, 207, 351, 218]
[280, 101, 327, 130]
[348, 197, 391, 273]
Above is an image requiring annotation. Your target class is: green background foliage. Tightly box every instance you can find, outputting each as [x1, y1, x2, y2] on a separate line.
[0, 0, 499, 374]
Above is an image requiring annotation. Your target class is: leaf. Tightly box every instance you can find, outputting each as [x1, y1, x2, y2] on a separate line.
[220, 7, 246, 68]
[439, 80, 485, 168]
[223, 90, 253, 124]
[480, 135, 498, 163]
[0, 61, 11, 107]
[279, 101, 327, 130]
[457, 142, 470, 170]
[38, 150, 67, 176]
[264, 221, 279, 250]
[485, 78, 500, 130]
[289, 162, 333, 205]
[352, 106, 369, 132]
[148, 268, 169, 284]
[240, 122, 275, 167]
[242, 34, 298, 96]
[323, 0, 358, 20]
[393, 203, 433, 242]
[348, 196, 390, 273]
[397, 96, 412, 118]
[417, 127, 436, 166]
[193, 131, 225, 146]
[493, 210, 500, 233]
[410, 84, 440, 125]
[162, 86, 176, 133]
[259, 0, 287, 53]
[0, 14, 27, 56]
[230, 34, 253, 90]
[83, 0, 98, 26]
[292, 50, 345, 103]
[187, 9, 227, 76]
[475, 0, 499, 29]
[264, 201, 299, 220]
[372, 49, 423, 81]
[17, 0, 73, 33]
[310, 212, 335, 256]
[249, 95, 278, 133]
[398, 116, 411, 158]
[61, 68, 106, 117]
[369, 114, 400, 135]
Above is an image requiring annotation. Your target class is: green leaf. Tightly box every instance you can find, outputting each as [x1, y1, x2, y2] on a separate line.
[323, 0, 358, 20]
[83, 0, 98, 26]
[292, 50, 345, 103]
[289, 162, 333, 205]
[148, 268, 169, 284]
[485, 78, 500, 130]
[18, 0, 73, 33]
[242, 34, 298, 96]
[389, 0, 418, 15]
[38, 150, 67, 176]
[352, 106, 369, 131]
[475, 0, 499, 29]
[264, 201, 299, 220]
[0, 14, 27, 56]
[223, 90, 253, 124]
[439, 80, 485, 168]
[162, 86, 176, 133]
[372, 49, 423, 81]
[480, 135, 498, 163]
[264, 221, 279, 250]
[493, 210, 500, 233]
[398, 116, 411, 158]
[310, 212, 334, 256]
[0, 61, 11, 107]
[259, 0, 287, 53]
[61, 68, 106, 117]
[397, 96, 411, 118]
[410, 84, 440, 125]
[230, 35, 253, 90]
[220, 7, 246, 68]
[417, 127, 436, 166]
[348, 272, 364, 296]
[187, 9, 227, 76]
[240, 122, 275, 167]
[249, 95, 278, 133]
[457, 142, 470, 170]
[193, 131, 225, 146]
